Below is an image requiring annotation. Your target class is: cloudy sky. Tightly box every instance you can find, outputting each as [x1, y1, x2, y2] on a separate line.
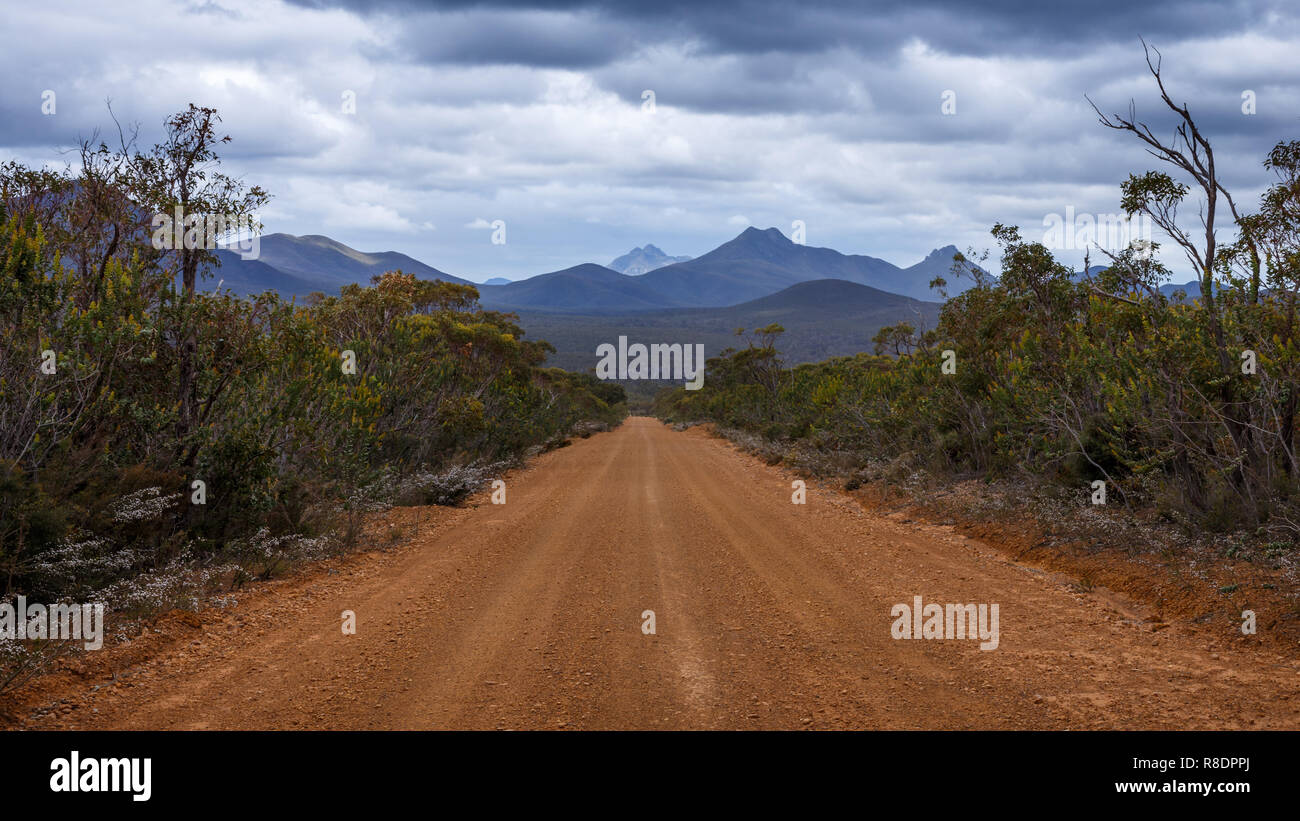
[3, 0, 1298, 282]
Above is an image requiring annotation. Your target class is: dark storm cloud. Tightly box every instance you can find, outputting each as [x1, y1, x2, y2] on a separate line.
[394, 9, 636, 67]
[286, 0, 1293, 62]
[279, 0, 1300, 124]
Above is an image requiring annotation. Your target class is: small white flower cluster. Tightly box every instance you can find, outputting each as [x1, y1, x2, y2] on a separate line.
[406, 460, 512, 506]
[337, 468, 398, 515]
[230, 528, 340, 563]
[0, 593, 109, 693]
[108, 486, 182, 523]
[0, 630, 27, 661]
[97, 557, 236, 618]
[25, 533, 140, 598]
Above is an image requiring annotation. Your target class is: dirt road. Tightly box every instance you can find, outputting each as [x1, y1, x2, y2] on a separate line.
[20, 417, 1300, 729]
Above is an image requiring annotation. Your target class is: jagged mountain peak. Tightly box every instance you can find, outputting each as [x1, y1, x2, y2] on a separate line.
[608, 244, 692, 275]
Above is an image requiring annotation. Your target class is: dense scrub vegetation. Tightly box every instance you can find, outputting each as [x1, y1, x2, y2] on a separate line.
[0, 106, 623, 688]
[657, 59, 1300, 544]
[654, 224, 1295, 537]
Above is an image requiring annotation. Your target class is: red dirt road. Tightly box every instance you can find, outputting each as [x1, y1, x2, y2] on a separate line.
[16, 417, 1300, 729]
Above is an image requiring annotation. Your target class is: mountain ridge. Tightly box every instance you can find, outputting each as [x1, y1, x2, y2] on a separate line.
[476, 263, 684, 312]
[212, 233, 471, 297]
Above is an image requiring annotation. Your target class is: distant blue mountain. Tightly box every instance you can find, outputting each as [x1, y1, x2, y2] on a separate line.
[1073, 265, 1209, 302]
[1159, 280, 1213, 301]
[210, 233, 471, 297]
[608, 244, 691, 275]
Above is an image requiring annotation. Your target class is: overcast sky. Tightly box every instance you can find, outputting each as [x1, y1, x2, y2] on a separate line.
[3, 0, 1298, 282]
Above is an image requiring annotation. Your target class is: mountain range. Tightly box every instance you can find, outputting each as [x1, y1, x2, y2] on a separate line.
[473, 227, 968, 312]
[210, 227, 967, 307]
[203, 227, 965, 369]
[197, 228, 1216, 373]
[618, 228, 963, 305]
